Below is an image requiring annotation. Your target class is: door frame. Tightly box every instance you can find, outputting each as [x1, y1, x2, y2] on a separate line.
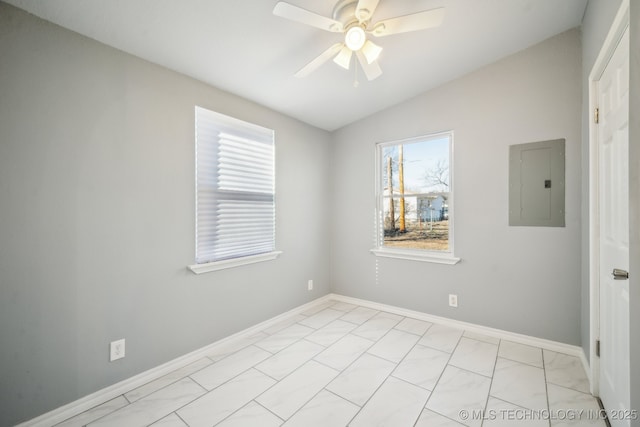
[588, 0, 629, 396]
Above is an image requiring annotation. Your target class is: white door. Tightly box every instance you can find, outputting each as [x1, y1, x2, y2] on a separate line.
[598, 26, 630, 426]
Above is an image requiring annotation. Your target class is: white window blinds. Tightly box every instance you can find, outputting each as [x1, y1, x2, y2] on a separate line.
[195, 106, 275, 265]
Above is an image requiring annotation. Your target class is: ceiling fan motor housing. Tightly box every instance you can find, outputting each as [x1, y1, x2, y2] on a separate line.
[333, 0, 366, 27]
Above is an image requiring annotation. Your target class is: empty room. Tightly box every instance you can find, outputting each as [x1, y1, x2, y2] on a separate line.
[0, 0, 638, 426]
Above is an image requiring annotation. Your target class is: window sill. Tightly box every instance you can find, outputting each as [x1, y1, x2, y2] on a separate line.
[188, 251, 282, 274]
[370, 248, 460, 265]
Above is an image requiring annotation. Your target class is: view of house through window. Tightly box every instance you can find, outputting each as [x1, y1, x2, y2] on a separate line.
[378, 132, 452, 252]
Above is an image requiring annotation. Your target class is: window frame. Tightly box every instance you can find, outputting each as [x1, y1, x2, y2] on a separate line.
[371, 131, 460, 265]
[188, 106, 281, 274]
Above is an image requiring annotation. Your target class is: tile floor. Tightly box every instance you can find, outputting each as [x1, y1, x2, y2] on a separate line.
[55, 300, 605, 427]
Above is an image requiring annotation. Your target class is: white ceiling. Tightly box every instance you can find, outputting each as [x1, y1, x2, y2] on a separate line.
[5, 0, 588, 131]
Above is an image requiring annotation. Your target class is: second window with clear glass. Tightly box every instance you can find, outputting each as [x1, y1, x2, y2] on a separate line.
[377, 132, 453, 253]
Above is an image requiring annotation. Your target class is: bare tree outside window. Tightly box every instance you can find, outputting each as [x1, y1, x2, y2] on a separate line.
[424, 158, 449, 191]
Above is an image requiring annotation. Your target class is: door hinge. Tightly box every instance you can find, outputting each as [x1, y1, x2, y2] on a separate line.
[594, 107, 600, 124]
[596, 339, 601, 357]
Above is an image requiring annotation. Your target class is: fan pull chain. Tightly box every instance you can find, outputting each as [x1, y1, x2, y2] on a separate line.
[353, 56, 360, 88]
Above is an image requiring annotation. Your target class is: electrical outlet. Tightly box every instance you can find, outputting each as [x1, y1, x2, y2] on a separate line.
[308, 279, 313, 291]
[110, 339, 125, 362]
[448, 294, 458, 308]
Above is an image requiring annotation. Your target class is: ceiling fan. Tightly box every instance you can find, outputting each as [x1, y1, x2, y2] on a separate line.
[273, 0, 445, 81]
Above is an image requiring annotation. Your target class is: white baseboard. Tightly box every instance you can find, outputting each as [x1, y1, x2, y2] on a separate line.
[17, 295, 334, 427]
[328, 293, 588, 361]
[20, 292, 590, 426]
[579, 347, 592, 388]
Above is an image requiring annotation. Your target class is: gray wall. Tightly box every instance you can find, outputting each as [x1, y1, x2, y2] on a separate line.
[579, 0, 623, 365]
[0, 3, 332, 426]
[330, 29, 583, 345]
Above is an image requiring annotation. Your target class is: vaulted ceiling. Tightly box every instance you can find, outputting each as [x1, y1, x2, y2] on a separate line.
[5, 0, 588, 130]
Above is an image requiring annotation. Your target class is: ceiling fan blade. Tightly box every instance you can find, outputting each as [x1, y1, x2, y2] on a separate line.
[295, 43, 344, 78]
[355, 0, 380, 22]
[273, 2, 343, 32]
[356, 50, 382, 81]
[370, 7, 445, 37]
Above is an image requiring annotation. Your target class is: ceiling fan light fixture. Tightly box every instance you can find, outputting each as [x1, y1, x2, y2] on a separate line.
[361, 40, 382, 64]
[345, 26, 366, 51]
[333, 46, 353, 69]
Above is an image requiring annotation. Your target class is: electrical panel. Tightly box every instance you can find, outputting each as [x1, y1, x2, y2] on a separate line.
[509, 139, 565, 227]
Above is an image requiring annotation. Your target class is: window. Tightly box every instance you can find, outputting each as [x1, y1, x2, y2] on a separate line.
[189, 106, 280, 274]
[372, 131, 459, 264]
